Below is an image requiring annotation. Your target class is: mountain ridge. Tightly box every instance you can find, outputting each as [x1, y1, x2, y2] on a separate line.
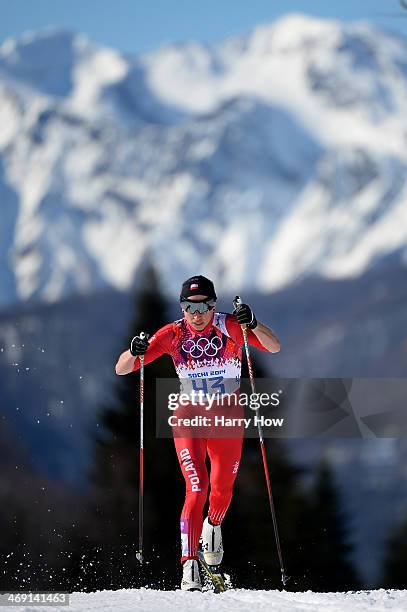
[0, 15, 407, 308]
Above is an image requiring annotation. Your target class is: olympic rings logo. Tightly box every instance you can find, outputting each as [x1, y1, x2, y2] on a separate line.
[182, 336, 223, 358]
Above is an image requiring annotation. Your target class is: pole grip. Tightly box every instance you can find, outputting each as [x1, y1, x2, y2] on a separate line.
[233, 295, 247, 330]
[138, 332, 149, 365]
[233, 295, 242, 311]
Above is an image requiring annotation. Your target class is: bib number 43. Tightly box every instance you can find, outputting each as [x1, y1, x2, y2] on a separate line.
[192, 376, 225, 396]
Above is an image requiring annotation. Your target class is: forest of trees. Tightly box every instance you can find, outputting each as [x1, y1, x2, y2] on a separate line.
[1, 266, 406, 592]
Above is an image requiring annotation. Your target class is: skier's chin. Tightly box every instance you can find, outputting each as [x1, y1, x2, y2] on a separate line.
[191, 321, 205, 330]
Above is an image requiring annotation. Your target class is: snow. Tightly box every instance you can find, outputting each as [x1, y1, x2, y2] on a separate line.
[1, 14, 407, 306]
[145, 16, 407, 155]
[71, 42, 129, 115]
[8, 588, 407, 612]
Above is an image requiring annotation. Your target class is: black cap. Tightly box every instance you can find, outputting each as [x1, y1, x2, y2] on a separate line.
[180, 275, 217, 301]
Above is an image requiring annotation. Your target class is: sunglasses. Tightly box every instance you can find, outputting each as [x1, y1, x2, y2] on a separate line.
[180, 299, 216, 314]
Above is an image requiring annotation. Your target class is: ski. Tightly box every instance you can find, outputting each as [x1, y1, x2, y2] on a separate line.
[198, 550, 227, 593]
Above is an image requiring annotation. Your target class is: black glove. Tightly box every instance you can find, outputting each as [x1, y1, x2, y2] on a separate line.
[233, 303, 257, 329]
[130, 334, 149, 356]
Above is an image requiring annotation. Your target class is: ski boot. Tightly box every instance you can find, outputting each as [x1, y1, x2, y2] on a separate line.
[181, 559, 202, 592]
[201, 517, 223, 566]
[199, 517, 229, 592]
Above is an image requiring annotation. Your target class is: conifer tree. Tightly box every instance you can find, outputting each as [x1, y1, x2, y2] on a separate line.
[297, 460, 360, 591]
[88, 264, 179, 589]
[381, 513, 407, 588]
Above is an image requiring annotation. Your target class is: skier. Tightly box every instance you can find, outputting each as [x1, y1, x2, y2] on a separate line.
[115, 275, 280, 591]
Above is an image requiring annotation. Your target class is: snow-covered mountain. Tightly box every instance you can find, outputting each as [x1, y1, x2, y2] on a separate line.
[1, 15, 407, 307]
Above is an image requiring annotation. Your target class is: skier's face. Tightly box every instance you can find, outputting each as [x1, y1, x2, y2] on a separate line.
[183, 294, 215, 331]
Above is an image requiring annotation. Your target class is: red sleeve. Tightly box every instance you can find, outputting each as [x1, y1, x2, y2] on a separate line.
[225, 314, 269, 352]
[132, 323, 174, 372]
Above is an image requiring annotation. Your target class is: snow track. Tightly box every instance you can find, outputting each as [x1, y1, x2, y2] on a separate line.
[9, 588, 407, 612]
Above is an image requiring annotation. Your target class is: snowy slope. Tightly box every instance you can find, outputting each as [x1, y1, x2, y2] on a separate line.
[1, 16, 407, 307]
[9, 588, 407, 612]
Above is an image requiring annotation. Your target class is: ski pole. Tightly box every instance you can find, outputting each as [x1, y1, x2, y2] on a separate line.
[136, 331, 147, 564]
[233, 297, 289, 586]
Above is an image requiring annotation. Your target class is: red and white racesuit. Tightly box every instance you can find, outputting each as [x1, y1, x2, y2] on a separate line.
[132, 312, 268, 562]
